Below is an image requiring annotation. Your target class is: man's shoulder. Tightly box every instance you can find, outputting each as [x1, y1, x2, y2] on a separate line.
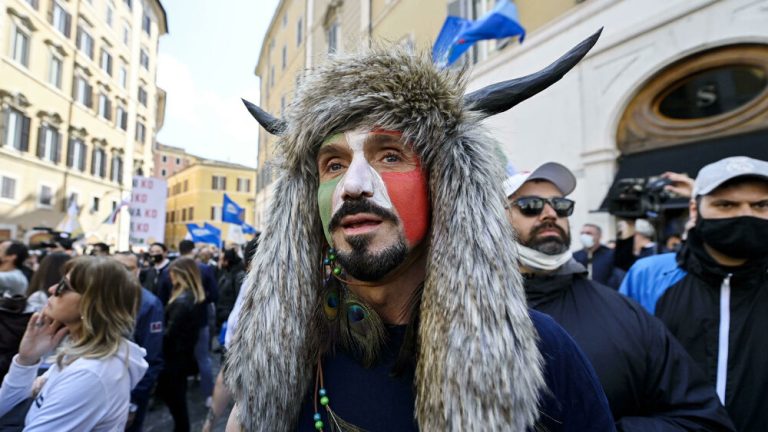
[140, 288, 163, 310]
[629, 252, 681, 275]
[530, 309, 576, 351]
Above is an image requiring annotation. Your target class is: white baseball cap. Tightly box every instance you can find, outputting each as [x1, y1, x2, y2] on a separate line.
[503, 162, 577, 198]
[693, 156, 768, 196]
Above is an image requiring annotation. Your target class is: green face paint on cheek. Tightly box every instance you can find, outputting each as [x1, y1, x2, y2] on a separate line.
[318, 176, 342, 244]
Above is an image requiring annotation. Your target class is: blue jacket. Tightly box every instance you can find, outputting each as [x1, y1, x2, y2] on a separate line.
[131, 288, 164, 404]
[619, 253, 687, 314]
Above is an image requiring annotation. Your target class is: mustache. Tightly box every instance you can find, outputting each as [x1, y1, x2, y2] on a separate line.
[530, 221, 567, 239]
[329, 199, 399, 232]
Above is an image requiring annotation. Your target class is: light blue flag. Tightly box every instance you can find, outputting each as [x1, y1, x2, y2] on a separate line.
[186, 223, 221, 245]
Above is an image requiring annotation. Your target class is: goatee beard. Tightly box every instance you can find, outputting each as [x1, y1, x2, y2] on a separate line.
[526, 222, 571, 255]
[336, 233, 408, 281]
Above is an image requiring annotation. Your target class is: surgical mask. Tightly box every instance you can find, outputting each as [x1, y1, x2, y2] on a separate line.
[579, 234, 595, 249]
[151, 254, 164, 264]
[696, 216, 768, 259]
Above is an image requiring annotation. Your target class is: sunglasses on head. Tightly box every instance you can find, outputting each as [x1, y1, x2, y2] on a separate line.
[509, 196, 575, 217]
[54, 277, 73, 297]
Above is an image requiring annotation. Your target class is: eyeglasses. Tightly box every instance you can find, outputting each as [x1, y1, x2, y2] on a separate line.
[509, 196, 575, 217]
[54, 278, 73, 297]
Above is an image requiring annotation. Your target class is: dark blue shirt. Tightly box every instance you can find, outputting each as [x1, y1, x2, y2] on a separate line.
[297, 310, 614, 431]
[131, 288, 164, 404]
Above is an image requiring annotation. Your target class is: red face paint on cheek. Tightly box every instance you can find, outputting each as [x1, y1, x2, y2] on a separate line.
[380, 168, 430, 247]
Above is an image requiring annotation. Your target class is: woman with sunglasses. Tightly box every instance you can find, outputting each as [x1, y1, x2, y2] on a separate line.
[0, 257, 148, 431]
[156, 257, 206, 432]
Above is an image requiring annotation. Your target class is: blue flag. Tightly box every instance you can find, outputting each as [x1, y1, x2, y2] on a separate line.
[186, 223, 222, 246]
[242, 223, 258, 235]
[222, 193, 245, 225]
[433, 0, 525, 67]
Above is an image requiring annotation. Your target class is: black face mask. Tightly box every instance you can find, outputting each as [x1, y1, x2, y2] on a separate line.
[151, 254, 164, 264]
[696, 216, 768, 259]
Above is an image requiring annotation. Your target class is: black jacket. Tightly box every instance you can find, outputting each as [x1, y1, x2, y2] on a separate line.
[140, 261, 169, 296]
[216, 263, 245, 327]
[525, 260, 734, 431]
[655, 230, 768, 432]
[163, 291, 205, 373]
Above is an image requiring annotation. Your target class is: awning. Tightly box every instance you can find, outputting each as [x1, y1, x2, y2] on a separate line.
[598, 129, 768, 213]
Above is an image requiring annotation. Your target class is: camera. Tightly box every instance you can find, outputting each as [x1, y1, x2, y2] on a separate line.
[605, 176, 675, 219]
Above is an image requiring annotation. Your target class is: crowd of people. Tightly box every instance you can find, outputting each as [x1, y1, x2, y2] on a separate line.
[0, 235, 258, 431]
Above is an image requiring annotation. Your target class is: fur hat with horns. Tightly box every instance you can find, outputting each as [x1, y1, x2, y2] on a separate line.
[225, 30, 601, 431]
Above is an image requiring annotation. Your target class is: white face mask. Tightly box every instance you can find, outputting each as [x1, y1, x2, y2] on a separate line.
[579, 233, 595, 249]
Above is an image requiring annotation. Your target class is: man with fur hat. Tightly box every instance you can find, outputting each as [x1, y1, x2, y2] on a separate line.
[224, 33, 616, 431]
[504, 162, 734, 431]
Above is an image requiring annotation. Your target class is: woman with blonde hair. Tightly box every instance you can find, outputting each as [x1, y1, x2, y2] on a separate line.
[157, 257, 206, 432]
[0, 256, 147, 430]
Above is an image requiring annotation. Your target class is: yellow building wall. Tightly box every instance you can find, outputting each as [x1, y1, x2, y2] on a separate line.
[371, 0, 446, 52]
[254, 0, 308, 229]
[164, 163, 256, 249]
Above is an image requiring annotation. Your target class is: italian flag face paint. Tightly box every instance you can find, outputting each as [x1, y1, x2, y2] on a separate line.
[319, 175, 342, 244]
[316, 129, 430, 248]
[380, 166, 429, 247]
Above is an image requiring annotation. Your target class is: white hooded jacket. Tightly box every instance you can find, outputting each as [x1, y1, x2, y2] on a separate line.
[0, 340, 148, 431]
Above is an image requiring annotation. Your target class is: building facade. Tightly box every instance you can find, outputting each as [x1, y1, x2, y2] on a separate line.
[152, 141, 199, 179]
[467, 0, 768, 242]
[0, 0, 167, 249]
[164, 160, 256, 249]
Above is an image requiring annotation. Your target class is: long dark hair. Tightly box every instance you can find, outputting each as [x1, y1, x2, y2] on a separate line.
[26, 252, 71, 297]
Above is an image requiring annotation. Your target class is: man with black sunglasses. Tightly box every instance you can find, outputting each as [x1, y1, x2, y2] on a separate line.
[504, 162, 734, 431]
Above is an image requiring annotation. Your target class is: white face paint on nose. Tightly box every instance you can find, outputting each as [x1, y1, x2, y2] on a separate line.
[331, 129, 394, 214]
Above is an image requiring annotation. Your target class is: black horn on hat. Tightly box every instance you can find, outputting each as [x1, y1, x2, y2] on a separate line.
[464, 28, 602, 118]
[241, 98, 287, 136]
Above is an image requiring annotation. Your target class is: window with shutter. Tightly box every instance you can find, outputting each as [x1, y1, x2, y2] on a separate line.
[78, 142, 86, 171]
[53, 132, 61, 164]
[51, 2, 71, 37]
[1, 177, 17, 200]
[37, 126, 46, 158]
[67, 138, 74, 167]
[12, 27, 30, 67]
[3, 109, 30, 151]
[20, 117, 30, 152]
[39, 185, 53, 207]
[49, 54, 63, 88]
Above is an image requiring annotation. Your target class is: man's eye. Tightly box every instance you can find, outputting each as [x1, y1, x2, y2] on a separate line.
[383, 152, 401, 163]
[328, 162, 344, 172]
[753, 201, 768, 209]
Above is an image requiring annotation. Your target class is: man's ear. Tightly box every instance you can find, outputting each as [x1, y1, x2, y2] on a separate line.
[688, 198, 698, 226]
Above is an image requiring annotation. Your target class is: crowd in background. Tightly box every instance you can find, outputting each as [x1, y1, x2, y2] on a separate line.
[0, 233, 258, 432]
